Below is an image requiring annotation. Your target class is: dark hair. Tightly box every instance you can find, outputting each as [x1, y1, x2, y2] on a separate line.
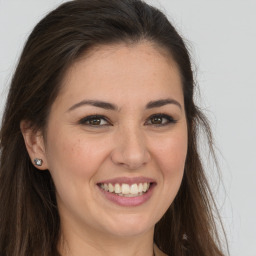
[0, 0, 228, 255]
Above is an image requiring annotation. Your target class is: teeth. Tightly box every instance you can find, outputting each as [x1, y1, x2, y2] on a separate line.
[103, 183, 108, 191]
[130, 184, 138, 194]
[121, 184, 130, 194]
[138, 183, 143, 193]
[142, 183, 148, 192]
[109, 183, 114, 192]
[100, 182, 151, 196]
[114, 184, 121, 194]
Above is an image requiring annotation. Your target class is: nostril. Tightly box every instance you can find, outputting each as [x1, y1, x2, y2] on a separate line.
[111, 150, 150, 170]
[110, 130, 151, 169]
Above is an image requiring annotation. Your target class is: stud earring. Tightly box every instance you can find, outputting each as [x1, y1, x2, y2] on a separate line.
[34, 158, 43, 166]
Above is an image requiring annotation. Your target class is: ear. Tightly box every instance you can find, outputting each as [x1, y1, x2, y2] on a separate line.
[20, 120, 48, 170]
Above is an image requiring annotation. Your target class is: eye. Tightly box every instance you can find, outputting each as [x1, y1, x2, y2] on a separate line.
[145, 114, 177, 126]
[79, 115, 111, 126]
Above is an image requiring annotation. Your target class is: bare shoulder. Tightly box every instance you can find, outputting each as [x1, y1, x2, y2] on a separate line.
[154, 244, 168, 256]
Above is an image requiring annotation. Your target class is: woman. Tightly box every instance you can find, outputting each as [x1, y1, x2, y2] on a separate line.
[0, 0, 228, 255]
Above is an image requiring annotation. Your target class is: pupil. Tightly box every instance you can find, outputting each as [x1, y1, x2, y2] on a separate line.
[152, 117, 162, 124]
[90, 119, 101, 125]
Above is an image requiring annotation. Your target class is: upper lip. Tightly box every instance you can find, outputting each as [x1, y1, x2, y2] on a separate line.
[97, 176, 156, 185]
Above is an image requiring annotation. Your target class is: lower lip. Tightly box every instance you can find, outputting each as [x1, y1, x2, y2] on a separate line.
[98, 184, 155, 207]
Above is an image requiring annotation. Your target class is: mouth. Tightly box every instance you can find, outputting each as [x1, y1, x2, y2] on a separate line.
[97, 177, 156, 207]
[98, 182, 152, 197]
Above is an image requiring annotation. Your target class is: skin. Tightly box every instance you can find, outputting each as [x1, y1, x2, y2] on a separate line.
[22, 41, 188, 256]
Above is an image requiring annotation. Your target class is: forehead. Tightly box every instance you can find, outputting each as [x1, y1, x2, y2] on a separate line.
[55, 41, 183, 108]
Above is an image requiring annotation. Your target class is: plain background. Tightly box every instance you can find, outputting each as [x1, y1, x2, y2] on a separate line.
[0, 1, 255, 255]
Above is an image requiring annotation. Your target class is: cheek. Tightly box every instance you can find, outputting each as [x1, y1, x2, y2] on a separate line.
[146, 130, 187, 218]
[45, 131, 110, 189]
[151, 130, 187, 189]
[45, 132, 112, 210]
[154, 132, 187, 169]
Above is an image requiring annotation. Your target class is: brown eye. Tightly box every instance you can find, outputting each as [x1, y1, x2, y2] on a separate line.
[151, 116, 163, 124]
[79, 115, 110, 126]
[145, 114, 177, 126]
[89, 118, 101, 125]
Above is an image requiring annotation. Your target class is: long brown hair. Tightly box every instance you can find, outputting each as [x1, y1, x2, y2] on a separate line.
[0, 0, 228, 255]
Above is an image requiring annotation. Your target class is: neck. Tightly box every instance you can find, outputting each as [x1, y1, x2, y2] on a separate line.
[59, 225, 155, 256]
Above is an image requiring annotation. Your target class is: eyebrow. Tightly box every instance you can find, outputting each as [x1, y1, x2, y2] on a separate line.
[68, 100, 118, 112]
[146, 98, 182, 110]
[67, 98, 182, 112]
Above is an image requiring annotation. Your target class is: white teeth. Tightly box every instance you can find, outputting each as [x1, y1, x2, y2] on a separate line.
[114, 183, 121, 194]
[109, 183, 114, 192]
[138, 183, 143, 193]
[130, 184, 138, 194]
[142, 182, 148, 192]
[100, 182, 151, 196]
[103, 183, 108, 191]
[121, 184, 130, 194]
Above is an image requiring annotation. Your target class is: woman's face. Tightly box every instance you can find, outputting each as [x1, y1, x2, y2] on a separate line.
[42, 42, 187, 239]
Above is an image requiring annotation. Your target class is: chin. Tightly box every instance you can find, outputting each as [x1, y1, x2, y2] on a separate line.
[101, 213, 156, 238]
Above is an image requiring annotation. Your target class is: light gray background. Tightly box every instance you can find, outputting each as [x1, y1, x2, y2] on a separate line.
[0, 1, 255, 255]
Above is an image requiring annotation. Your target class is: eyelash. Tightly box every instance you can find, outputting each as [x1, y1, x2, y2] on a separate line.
[79, 115, 110, 126]
[78, 113, 177, 127]
[145, 113, 177, 126]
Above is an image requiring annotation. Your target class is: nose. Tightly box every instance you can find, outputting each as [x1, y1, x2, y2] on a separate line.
[110, 126, 151, 170]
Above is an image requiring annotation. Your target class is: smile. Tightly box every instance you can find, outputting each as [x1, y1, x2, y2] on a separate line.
[99, 182, 151, 197]
[97, 177, 156, 206]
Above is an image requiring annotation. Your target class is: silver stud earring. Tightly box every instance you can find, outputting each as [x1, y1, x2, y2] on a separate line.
[34, 158, 43, 166]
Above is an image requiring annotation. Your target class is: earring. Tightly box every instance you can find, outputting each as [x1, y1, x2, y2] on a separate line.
[34, 158, 43, 166]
